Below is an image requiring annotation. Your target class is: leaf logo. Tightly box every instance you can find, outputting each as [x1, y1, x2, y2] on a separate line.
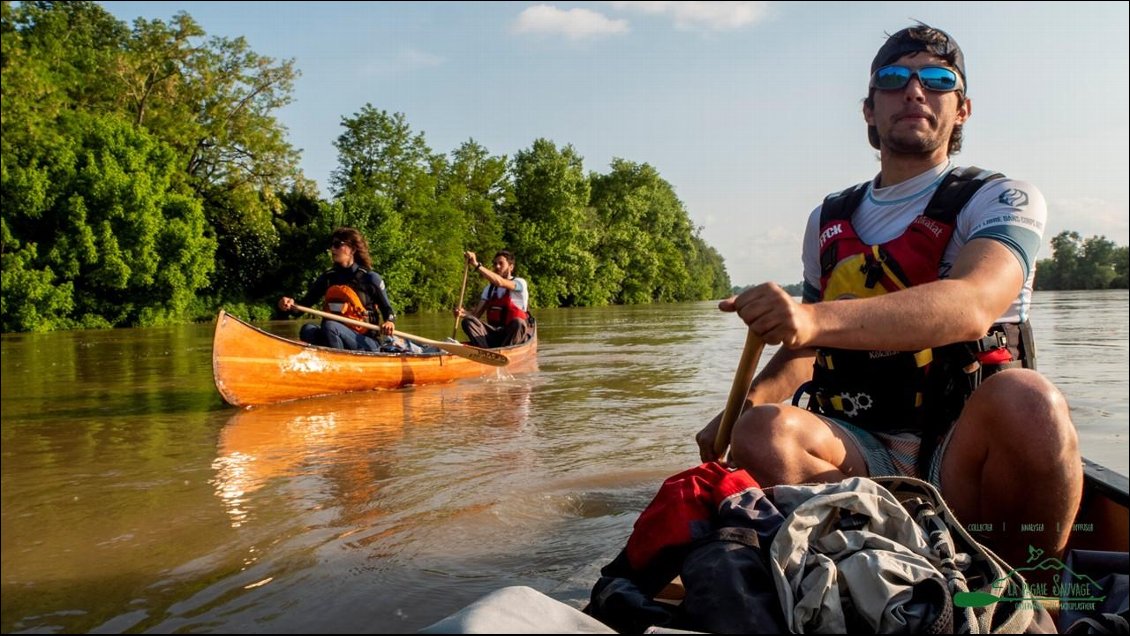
[954, 590, 1001, 608]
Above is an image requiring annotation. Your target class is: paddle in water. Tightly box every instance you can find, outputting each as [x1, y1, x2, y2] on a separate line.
[291, 304, 510, 367]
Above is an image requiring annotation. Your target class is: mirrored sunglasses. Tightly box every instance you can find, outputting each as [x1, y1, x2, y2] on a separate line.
[870, 65, 961, 92]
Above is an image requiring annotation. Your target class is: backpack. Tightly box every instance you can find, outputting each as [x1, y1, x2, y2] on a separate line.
[786, 476, 1056, 634]
[585, 463, 787, 633]
[586, 465, 1056, 634]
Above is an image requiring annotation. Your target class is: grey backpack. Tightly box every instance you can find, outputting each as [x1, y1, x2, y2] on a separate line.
[767, 476, 1055, 633]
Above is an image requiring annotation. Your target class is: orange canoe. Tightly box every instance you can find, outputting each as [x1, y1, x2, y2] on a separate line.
[211, 310, 538, 407]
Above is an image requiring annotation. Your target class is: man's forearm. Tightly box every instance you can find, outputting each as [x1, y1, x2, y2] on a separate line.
[807, 239, 1022, 351]
[809, 279, 997, 350]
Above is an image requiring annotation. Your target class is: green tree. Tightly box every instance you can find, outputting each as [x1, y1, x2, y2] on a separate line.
[2, 2, 302, 329]
[689, 235, 732, 299]
[268, 182, 340, 303]
[1112, 246, 1129, 289]
[331, 105, 462, 312]
[589, 159, 728, 303]
[587, 161, 673, 305]
[1, 2, 128, 142]
[104, 10, 301, 196]
[442, 139, 510, 259]
[1, 112, 214, 330]
[110, 12, 302, 303]
[1, 223, 75, 332]
[1078, 235, 1118, 289]
[1035, 231, 1080, 290]
[506, 139, 595, 307]
[1035, 231, 1128, 291]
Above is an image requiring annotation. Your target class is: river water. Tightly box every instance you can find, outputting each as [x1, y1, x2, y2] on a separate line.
[2, 290, 1126, 633]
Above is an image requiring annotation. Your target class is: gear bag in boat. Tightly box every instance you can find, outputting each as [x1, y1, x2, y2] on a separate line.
[585, 464, 1055, 633]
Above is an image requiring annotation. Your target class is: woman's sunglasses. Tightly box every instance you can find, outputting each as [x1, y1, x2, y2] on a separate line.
[330, 239, 347, 249]
[870, 65, 961, 92]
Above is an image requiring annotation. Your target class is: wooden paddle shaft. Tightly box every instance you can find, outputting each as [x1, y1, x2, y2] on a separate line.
[290, 304, 510, 367]
[452, 261, 471, 340]
[713, 329, 766, 459]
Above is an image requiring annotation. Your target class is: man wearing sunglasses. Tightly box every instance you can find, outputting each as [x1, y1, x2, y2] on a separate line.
[698, 24, 1079, 567]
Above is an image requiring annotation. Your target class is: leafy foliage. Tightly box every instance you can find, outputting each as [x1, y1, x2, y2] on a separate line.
[2, 2, 735, 332]
[1035, 231, 1129, 290]
[590, 159, 729, 304]
[507, 139, 596, 308]
[1, 111, 214, 330]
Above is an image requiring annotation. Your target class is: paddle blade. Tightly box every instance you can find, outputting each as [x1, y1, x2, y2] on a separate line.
[438, 342, 510, 367]
[389, 329, 510, 367]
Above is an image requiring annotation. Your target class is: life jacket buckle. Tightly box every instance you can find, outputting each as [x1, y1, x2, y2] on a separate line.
[862, 258, 884, 289]
[975, 329, 1008, 352]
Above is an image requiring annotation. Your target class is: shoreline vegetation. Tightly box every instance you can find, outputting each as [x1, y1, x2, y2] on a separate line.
[2, 3, 729, 333]
[3, 5, 1124, 334]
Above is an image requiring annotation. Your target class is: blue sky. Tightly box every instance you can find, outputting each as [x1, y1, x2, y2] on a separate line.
[99, 1, 1129, 287]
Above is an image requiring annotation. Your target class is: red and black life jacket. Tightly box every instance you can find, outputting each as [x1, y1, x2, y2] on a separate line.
[485, 283, 528, 328]
[804, 166, 1034, 433]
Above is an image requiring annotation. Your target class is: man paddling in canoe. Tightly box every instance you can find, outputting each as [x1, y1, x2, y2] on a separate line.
[698, 23, 1081, 566]
[278, 227, 399, 352]
[455, 249, 532, 348]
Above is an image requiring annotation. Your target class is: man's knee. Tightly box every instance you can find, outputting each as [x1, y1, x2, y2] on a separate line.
[968, 369, 1077, 454]
[463, 316, 483, 332]
[504, 319, 530, 345]
[462, 317, 491, 347]
[949, 370, 1079, 483]
[729, 405, 814, 465]
[978, 369, 1069, 419]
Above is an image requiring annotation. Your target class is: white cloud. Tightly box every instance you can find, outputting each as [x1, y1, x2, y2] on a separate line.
[512, 5, 630, 40]
[611, 1, 770, 31]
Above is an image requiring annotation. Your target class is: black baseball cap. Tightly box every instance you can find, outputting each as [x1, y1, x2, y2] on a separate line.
[871, 24, 966, 89]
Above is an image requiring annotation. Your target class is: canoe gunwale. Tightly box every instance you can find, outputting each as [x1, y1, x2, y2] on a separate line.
[211, 310, 537, 407]
[1082, 457, 1130, 508]
[220, 310, 533, 359]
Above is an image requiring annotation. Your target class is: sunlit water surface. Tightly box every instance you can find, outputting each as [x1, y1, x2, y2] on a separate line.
[2, 291, 1125, 632]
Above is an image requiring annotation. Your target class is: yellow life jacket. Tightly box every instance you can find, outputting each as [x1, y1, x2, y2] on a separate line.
[807, 167, 1006, 433]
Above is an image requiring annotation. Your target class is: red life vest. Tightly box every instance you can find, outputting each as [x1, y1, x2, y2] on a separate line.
[485, 283, 528, 328]
[808, 167, 1004, 432]
[818, 211, 953, 300]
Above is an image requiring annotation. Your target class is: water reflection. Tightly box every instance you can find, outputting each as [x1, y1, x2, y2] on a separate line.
[211, 381, 535, 530]
[2, 293, 1125, 633]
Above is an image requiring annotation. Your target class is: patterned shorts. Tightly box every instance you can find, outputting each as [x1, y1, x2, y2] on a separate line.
[820, 417, 955, 488]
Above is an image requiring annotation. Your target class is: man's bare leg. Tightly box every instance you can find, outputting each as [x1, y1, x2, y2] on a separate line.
[939, 369, 1082, 568]
[728, 404, 869, 486]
